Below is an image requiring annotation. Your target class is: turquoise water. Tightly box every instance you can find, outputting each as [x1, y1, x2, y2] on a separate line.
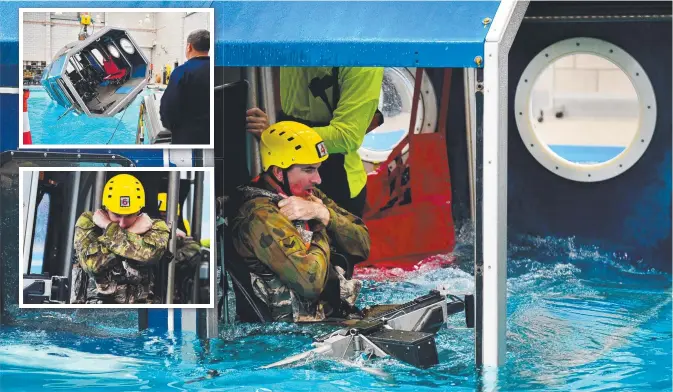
[362, 129, 406, 152]
[1, 232, 670, 391]
[27, 87, 152, 145]
[547, 145, 627, 165]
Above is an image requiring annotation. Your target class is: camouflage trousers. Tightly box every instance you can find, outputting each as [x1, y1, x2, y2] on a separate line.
[70, 262, 157, 304]
[250, 265, 362, 323]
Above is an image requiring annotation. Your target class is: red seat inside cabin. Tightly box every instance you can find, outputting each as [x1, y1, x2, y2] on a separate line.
[102, 58, 127, 81]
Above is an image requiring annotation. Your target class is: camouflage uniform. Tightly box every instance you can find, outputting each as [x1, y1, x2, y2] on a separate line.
[71, 211, 170, 304]
[229, 176, 370, 322]
[171, 236, 204, 304]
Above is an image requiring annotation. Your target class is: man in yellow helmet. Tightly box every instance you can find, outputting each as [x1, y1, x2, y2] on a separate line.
[227, 121, 370, 323]
[246, 67, 384, 218]
[71, 174, 170, 304]
[156, 192, 205, 304]
[157, 192, 191, 237]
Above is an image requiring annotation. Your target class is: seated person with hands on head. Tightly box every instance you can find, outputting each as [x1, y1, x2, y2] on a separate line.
[227, 121, 371, 323]
[71, 174, 169, 304]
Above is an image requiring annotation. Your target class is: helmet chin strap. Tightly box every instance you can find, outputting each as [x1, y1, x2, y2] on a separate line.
[268, 169, 293, 196]
[281, 170, 292, 196]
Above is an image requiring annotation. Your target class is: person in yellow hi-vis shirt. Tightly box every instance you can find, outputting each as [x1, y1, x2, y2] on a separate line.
[246, 67, 384, 217]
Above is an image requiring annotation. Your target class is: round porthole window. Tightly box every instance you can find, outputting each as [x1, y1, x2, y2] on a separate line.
[514, 37, 656, 182]
[108, 44, 120, 59]
[358, 67, 438, 172]
[119, 38, 135, 55]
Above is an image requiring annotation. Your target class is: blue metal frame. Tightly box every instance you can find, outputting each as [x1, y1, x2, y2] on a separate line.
[214, 1, 499, 67]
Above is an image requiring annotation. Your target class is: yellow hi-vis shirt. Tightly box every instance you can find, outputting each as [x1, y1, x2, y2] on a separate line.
[280, 67, 384, 198]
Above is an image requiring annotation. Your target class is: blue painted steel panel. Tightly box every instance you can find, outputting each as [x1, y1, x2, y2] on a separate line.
[44, 148, 166, 167]
[0, 94, 19, 152]
[0, 41, 18, 87]
[214, 1, 499, 67]
[508, 19, 672, 272]
[131, 64, 147, 79]
[2, 1, 500, 68]
[115, 86, 134, 94]
[147, 309, 182, 334]
[48, 55, 66, 77]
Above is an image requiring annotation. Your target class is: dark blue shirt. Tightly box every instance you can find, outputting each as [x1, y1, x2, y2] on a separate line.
[160, 56, 210, 144]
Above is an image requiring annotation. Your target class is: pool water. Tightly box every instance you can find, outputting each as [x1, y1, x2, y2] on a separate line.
[1, 227, 670, 391]
[362, 129, 406, 152]
[27, 87, 154, 145]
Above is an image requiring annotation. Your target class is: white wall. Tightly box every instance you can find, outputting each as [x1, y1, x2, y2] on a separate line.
[531, 54, 640, 149]
[105, 11, 155, 61]
[531, 53, 638, 118]
[153, 12, 186, 73]
[22, 12, 49, 62]
[183, 11, 211, 56]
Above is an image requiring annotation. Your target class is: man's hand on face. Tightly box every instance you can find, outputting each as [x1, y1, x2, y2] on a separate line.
[127, 213, 153, 235]
[278, 195, 330, 226]
[93, 209, 112, 230]
[246, 107, 269, 138]
[307, 195, 324, 205]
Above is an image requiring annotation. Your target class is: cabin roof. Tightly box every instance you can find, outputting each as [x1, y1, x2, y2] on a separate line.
[213, 1, 500, 67]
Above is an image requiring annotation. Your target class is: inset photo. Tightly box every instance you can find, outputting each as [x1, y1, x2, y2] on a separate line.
[19, 167, 215, 308]
[19, 8, 214, 148]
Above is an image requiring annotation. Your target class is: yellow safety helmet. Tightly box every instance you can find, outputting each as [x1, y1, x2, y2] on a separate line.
[157, 192, 179, 214]
[102, 174, 145, 215]
[157, 192, 191, 237]
[260, 121, 329, 171]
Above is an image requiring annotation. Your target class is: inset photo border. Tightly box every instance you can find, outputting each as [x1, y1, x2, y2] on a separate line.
[19, 8, 214, 149]
[19, 166, 216, 309]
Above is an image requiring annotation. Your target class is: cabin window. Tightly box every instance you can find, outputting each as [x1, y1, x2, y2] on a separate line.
[514, 37, 656, 182]
[358, 68, 438, 171]
[91, 48, 106, 65]
[119, 38, 135, 55]
[108, 44, 121, 59]
[29, 193, 50, 274]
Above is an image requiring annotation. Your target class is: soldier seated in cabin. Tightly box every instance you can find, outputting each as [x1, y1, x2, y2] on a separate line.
[227, 121, 371, 323]
[156, 192, 204, 304]
[71, 174, 170, 304]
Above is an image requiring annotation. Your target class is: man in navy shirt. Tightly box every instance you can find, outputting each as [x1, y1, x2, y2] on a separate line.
[160, 29, 211, 145]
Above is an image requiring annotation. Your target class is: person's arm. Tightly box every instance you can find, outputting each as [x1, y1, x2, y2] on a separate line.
[175, 237, 202, 266]
[311, 191, 370, 262]
[313, 67, 384, 154]
[97, 219, 170, 264]
[73, 212, 117, 275]
[233, 204, 331, 300]
[159, 67, 184, 130]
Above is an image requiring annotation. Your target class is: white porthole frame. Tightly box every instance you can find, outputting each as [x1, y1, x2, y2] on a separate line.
[514, 37, 657, 182]
[119, 38, 135, 55]
[108, 44, 121, 59]
[358, 67, 438, 164]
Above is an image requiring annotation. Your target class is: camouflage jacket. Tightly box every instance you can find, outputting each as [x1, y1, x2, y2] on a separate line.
[72, 211, 170, 304]
[229, 176, 371, 322]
